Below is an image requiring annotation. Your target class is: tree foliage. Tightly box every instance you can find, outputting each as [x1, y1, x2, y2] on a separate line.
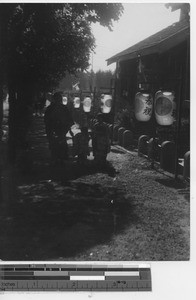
[2, 3, 123, 91]
[0, 3, 123, 160]
[94, 70, 114, 90]
[58, 69, 114, 92]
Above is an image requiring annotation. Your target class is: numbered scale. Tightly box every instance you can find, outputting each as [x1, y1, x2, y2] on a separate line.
[0, 263, 151, 291]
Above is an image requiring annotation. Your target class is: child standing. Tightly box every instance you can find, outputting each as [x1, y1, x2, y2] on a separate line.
[92, 113, 110, 165]
[73, 127, 90, 164]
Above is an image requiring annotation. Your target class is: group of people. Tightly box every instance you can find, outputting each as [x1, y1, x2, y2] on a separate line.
[44, 92, 111, 165]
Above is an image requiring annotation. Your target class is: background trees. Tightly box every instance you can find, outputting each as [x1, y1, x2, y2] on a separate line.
[0, 3, 123, 162]
[58, 70, 114, 92]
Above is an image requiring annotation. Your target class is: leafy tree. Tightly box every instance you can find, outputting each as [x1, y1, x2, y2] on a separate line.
[58, 71, 93, 92]
[58, 69, 114, 93]
[0, 3, 123, 162]
[0, 5, 16, 140]
[6, 3, 123, 90]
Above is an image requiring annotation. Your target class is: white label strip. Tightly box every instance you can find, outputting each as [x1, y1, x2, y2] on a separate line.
[70, 276, 105, 281]
[122, 265, 139, 268]
[104, 271, 140, 276]
[34, 271, 69, 276]
[139, 264, 151, 269]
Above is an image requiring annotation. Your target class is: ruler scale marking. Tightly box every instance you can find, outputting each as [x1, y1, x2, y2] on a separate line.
[0, 264, 151, 291]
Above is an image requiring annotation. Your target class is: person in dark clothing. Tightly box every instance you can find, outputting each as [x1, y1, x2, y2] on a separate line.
[34, 93, 46, 116]
[72, 127, 90, 164]
[44, 92, 74, 163]
[92, 113, 110, 165]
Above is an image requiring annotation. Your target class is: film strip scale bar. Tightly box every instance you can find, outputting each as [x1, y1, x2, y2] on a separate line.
[0, 264, 151, 291]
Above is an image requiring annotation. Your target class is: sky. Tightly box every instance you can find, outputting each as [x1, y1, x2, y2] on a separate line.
[90, 3, 181, 72]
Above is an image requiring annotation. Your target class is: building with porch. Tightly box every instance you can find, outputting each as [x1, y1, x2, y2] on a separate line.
[107, 4, 190, 158]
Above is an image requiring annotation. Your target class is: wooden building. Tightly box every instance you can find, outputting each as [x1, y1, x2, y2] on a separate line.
[107, 5, 190, 157]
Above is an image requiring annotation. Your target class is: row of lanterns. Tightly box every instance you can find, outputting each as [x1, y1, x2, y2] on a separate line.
[63, 94, 113, 114]
[63, 90, 175, 126]
[134, 90, 176, 126]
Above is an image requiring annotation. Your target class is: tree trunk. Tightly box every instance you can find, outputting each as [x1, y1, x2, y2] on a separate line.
[17, 86, 34, 147]
[7, 84, 17, 163]
[0, 87, 3, 140]
[8, 83, 35, 164]
[0, 6, 9, 141]
[0, 11, 4, 142]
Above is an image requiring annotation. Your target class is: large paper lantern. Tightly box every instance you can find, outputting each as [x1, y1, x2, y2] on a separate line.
[134, 92, 153, 121]
[100, 94, 112, 113]
[83, 96, 92, 112]
[73, 96, 80, 108]
[62, 96, 68, 105]
[155, 91, 176, 126]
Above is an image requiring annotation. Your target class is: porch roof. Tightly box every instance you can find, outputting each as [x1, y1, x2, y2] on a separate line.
[106, 19, 190, 66]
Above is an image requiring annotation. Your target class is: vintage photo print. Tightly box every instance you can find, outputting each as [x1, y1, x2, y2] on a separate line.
[0, 2, 190, 265]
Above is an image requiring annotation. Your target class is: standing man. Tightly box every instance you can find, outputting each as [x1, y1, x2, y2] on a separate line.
[44, 92, 74, 163]
[92, 113, 110, 165]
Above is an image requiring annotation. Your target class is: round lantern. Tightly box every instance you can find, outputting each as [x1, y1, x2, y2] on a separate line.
[62, 96, 68, 105]
[73, 96, 80, 108]
[83, 96, 92, 112]
[154, 90, 176, 125]
[134, 92, 153, 121]
[100, 94, 112, 113]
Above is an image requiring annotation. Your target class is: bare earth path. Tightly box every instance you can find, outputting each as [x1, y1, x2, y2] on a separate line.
[0, 116, 190, 261]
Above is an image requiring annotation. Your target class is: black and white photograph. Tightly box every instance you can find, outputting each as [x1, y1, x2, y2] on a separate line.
[0, 0, 191, 273]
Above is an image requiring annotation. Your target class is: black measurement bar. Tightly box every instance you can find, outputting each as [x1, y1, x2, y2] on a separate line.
[0, 264, 148, 271]
[0, 264, 151, 291]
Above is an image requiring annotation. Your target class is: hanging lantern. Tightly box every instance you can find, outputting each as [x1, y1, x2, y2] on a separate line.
[83, 96, 92, 112]
[134, 92, 153, 121]
[155, 90, 176, 126]
[73, 96, 80, 108]
[100, 94, 112, 113]
[62, 96, 68, 105]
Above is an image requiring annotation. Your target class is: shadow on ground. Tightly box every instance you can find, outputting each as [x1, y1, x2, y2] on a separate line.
[0, 117, 139, 260]
[155, 178, 187, 189]
[0, 174, 138, 260]
[155, 178, 190, 202]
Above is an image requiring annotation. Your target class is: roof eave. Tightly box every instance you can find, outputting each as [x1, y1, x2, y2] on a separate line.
[107, 26, 190, 66]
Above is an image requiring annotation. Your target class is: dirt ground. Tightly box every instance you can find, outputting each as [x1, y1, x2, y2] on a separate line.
[0, 116, 190, 261]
